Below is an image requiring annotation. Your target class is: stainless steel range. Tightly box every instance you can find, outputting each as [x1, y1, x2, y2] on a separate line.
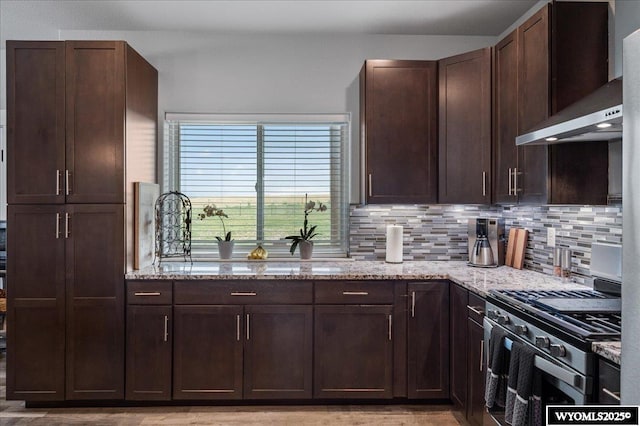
[484, 280, 621, 410]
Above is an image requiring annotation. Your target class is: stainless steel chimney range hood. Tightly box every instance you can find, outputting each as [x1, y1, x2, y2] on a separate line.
[516, 78, 622, 146]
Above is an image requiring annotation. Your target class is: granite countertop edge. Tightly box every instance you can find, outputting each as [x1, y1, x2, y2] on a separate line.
[592, 341, 621, 365]
[126, 260, 587, 298]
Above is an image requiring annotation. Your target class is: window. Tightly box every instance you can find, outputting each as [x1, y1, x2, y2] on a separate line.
[164, 113, 350, 258]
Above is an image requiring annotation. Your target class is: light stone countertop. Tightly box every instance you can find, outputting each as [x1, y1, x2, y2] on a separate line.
[592, 341, 622, 365]
[126, 260, 587, 297]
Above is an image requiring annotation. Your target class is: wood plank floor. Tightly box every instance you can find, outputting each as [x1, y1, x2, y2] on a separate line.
[0, 353, 465, 425]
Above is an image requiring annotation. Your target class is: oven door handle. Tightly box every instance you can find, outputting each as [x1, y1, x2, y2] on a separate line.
[504, 337, 582, 389]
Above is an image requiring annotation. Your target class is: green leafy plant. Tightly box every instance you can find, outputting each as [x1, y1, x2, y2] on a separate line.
[198, 204, 232, 241]
[285, 194, 327, 255]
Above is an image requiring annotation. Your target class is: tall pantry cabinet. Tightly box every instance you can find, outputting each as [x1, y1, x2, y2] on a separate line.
[6, 41, 158, 401]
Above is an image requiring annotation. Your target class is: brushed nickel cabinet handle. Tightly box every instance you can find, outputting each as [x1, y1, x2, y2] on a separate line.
[65, 212, 70, 238]
[231, 292, 257, 296]
[56, 170, 61, 195]
[163, 315, 169, 342]
[236, 315, 240, 341]
[134, 292, 161, 296]
[602, 387, 621, 401]
[388, 315, 392, 341]
[55, 213, 61, 239]
[467, 305, 485, 316]
[368, 174, 372, 198]
[411, 291, 416, 318]
[508, 167, 513, 195]
[514, 168, 520, 193]
[342, 291, 369, 296]
[480, 340, 484, 372]
[482, 171, 487, 197]
[65, 170, 71, 195]
[246, 314, 250, 341]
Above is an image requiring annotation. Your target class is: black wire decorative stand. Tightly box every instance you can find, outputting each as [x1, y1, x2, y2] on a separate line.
[154, 191, 193, 264]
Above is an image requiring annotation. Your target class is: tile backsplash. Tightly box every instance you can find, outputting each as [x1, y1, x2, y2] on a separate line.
[349, 204, 622, 283]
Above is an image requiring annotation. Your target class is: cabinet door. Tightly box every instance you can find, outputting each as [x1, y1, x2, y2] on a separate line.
[449, 284, 468, 408]
[597, 359, 621, 404]
[517, 5, 550, 204]
[65, 41, 125, 204]
[6, 41, 65, 205]
[493, 31, 519, 204]
[314, 305, 393, 399]
[467, 318, 486, 426]
[6, 205, 65, 400]
[244, 305, 312, 399]
[363, 60, 438, 204]
[408, 282, 449, 399]
[126, 305, 172, 401]
[173, 305, 243, 399]
[438, 48, 492, 204]
[65, 204, 125, 400]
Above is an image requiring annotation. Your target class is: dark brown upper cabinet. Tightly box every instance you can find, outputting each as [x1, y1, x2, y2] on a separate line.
[438, 48, 492, 204]
[493, 2, 609, 205]
[7, 40, 156, 205]
[360, 60, 438, 204]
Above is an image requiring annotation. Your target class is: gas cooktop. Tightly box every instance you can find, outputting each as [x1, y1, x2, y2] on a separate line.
[488, 289, 621, 342]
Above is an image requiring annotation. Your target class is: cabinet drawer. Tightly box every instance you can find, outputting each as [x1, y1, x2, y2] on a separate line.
[598, 359, 621, 404]
[174, 280, 312, 304]
[315, 281, 394, 304]
[467, 292, 485, 324]
[127, 281, 173, 305]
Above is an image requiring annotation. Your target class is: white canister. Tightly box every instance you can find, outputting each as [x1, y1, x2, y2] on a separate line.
[385, 225, 403, 263]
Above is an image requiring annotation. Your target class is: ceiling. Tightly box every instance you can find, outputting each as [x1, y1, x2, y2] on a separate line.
[1, 0, 539, 40]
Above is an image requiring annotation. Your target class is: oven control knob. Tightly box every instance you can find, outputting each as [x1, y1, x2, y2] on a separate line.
[535, 336, 550, 348]
[550, 344, 567, 357]
[497, 315, 510, 325]
[514, 324, 528, 335]
[487, 310, 499, 320]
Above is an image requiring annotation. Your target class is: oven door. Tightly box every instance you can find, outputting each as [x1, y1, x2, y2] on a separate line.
[484, 317, 591, 424]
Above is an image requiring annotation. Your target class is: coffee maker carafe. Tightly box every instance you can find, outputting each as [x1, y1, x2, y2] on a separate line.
[468, 218, 505, 267]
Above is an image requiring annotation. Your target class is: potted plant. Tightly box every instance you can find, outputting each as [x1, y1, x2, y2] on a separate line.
[198, 204, 234, 259]
[285, 194, 327, 259]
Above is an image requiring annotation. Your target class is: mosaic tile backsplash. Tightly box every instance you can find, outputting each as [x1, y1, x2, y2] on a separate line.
[349, 204, 622, 283]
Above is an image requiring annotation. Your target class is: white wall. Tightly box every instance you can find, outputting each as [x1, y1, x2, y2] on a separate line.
[614, 0, 640, 77]
[57, 30, 494, 203]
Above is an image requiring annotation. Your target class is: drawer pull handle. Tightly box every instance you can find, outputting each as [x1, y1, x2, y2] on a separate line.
[467, 305, 485, 316]
[602, 387, 621, 401]
[342, 291, 369, 296]
[231, 292, 257, 296]
[388, 315, 392, 341]
[134, 292, 161, 296]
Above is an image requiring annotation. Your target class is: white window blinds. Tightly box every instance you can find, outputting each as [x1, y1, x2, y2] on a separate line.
[164, 113, 350, 258]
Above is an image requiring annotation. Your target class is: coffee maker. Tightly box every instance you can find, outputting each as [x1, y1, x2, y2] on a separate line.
[468, 218, 505, 267]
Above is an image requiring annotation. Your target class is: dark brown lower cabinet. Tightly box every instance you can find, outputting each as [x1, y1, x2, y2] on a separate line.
[597, 359, 621, 404]
[407, 281, 450, 399]
[173, 305, 243, 400]
[449, 284, 468, 408]
[244, 305, 313, 399]
[65, 204, 125, 400]
[314, 305, 393, 399]
[467, 317, 486, 426]
[126, 305, 172, 400]
[6, 206, 66, 401]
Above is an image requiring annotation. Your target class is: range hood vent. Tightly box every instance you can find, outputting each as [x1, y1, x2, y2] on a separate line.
[516, 78, 622, 146]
